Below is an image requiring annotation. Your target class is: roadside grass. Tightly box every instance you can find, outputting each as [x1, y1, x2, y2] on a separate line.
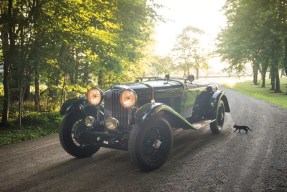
[0, 111, 62, 145]
[223, 77, 287, 108]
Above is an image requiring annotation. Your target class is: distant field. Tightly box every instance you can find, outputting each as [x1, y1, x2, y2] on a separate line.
[219, 77, 287, 109]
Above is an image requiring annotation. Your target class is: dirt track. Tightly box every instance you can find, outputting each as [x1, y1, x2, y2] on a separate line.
[1, 87, 287, 192]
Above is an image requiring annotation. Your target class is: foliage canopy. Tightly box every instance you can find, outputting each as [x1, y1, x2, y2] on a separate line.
[0, 0, 160, 127]
[217, 0, 287, 91]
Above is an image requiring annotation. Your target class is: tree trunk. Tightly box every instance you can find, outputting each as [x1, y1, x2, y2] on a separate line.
[82, 71, 89, 84]
[17, 17, 27, 129]
[48, 43, 68, 101]
[0, 0, 13, 126]
[271, 53, 281, 93]
[261, 59, 268, 88]
[274, 67, 281, 93]
[270, 65, 275, 91]
[270, 54, 281, 92]
[284, 38, 287, 76]
[74, 59, 79, 84]
[98, 70, 103, 87]
[60, 75, 66, 106]
[0, 23, 10, 126]
[18, 86, 24, 129]
[34, 65, 40, 111]
[261, 73, 266, 88]
[48, 70, 60, 102]
[24, 84, 30, 101]
[252, 62, 259, 85]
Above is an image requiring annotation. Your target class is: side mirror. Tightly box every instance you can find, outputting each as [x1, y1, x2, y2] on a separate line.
[165, 74, 170, 80]
[187, 75, 195, 83]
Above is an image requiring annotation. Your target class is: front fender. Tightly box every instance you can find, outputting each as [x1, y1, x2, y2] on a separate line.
[60, 97, 104, 123]
[211, 91, 230, 115]
[135, 103, 197, 130]
[60, 98, 89, 115]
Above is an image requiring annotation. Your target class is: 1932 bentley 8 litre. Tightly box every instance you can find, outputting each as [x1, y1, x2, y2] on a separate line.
[59, 75, 230, 171]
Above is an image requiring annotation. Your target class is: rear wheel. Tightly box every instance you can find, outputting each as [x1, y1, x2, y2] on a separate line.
[59, 112, 100, 157]
[128, 118, 173, 171]
[210, 100, 225, 134]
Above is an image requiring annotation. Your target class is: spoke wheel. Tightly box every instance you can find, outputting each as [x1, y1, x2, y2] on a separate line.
[128, 118, 172, 171]
[210, 100, 225, 134]
[59, 112, 100, 158]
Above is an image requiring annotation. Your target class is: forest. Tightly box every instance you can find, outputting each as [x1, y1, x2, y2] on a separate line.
[0, 0, 162, 130]
[1, 0, 287, 136]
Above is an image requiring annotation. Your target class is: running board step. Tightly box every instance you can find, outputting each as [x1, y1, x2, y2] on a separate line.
[190, 119, 215, 130]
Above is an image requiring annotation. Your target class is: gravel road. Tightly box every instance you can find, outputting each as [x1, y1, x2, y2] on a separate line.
[0, 87, 287, 192]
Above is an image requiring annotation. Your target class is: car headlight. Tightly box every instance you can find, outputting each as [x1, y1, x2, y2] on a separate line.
[105, 117, 119, 131]
[120, 89, 137, 108]
[84, 116, 96, 127]
[87, 88, 102, 106]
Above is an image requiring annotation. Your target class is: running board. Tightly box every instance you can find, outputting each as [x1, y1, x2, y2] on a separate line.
[190, 119, 215, 130]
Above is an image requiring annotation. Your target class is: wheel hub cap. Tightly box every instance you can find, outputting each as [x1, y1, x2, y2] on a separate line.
[152, 139, 162, 149]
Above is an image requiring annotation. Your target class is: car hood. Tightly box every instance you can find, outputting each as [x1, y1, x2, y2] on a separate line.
[108, 80, 185, 93]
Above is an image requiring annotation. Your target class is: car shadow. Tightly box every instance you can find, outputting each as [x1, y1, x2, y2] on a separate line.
[169, 126, 231, 162]
[8, 125, 232, 192]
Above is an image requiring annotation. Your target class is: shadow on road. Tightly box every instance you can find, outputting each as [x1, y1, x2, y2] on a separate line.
[6, 117, 234, 192]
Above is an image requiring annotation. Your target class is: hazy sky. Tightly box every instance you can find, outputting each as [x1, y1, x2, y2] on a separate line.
[153, 0, 227, 56]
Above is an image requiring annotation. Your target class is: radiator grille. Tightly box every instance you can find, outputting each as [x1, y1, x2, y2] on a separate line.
[104, 89, 130, 128]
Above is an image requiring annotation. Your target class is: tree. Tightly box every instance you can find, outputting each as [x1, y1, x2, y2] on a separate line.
[0, 0, 160, 127]
[173, 26, 208, 78]
[152, 56, 174, 76]
[0, 0, 14, 126]
[217, 0, 287, 92]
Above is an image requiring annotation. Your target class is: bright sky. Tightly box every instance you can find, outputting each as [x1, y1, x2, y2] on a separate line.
[154, 0, 227, 56]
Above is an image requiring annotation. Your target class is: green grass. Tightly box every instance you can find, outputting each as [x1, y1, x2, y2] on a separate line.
[0, 112, 62, 145]
[223, 77, 287, 108]
[0, 126, 59, 145]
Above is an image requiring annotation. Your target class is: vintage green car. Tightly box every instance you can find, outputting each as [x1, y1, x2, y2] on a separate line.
[59, 75, 230, 171]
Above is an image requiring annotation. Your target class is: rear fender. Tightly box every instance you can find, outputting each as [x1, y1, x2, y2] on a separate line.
[135, 103, 197, 130]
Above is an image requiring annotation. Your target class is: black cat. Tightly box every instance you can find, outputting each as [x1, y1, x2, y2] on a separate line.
[233, 124, 252, 133]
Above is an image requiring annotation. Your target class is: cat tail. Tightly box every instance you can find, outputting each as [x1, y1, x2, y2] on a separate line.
[247, 127, 252, 131]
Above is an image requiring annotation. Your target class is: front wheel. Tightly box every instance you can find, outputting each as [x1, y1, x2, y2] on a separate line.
[128, 118, 173, 171]
[59, 112, 100, 158]
[210, 100, 225, 134]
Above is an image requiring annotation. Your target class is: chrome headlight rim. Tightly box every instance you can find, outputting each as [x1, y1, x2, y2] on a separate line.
[119, 89, 137, 109]
[104, 117, 119, 131]
[84, 116, 96, 128]
[87, 87, 103, 106]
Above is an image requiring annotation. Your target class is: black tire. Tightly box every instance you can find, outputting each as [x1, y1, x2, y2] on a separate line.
[128, 118, 173, 171]
[210, 100, 225, 134]
[59, 112, 100, 158]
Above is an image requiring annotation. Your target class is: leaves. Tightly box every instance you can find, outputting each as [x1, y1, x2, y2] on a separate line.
[0, 0, 160, 126]
[217, 0, 287, 74]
